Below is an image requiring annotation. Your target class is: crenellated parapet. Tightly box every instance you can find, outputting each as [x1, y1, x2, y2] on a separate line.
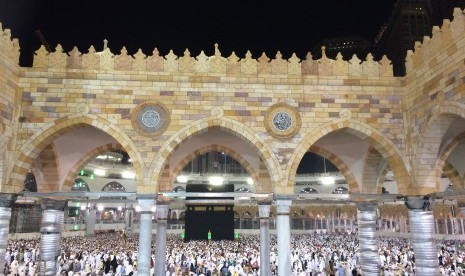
[405, 7, 465, 74]
[0, 23, 20, 66]
[33, 41, 393, 77]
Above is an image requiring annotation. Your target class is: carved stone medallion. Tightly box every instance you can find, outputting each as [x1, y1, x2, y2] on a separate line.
[264, 103, 301, 139]
[132, 101, 170, 136]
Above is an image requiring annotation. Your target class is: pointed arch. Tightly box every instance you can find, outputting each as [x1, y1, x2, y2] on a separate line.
[416, 101, 465, 190]
[7, 114, 144, 192]
[148, 116, 281, 193]
[287, 118, 410, 194]
[442, 161, 463, 190]
[165, 144, 260, 192]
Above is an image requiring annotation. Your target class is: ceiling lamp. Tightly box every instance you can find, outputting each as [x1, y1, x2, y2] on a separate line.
[93, 169, 106, 177]
[176, 175, 189, 183]
[208, 176, 224, 186]
[122, 171, 136, 179]
[320, 176, 335, 185]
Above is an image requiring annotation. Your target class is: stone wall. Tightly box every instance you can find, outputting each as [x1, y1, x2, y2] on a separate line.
[404, 8, 465, 191]
[0, 23, 20, 190]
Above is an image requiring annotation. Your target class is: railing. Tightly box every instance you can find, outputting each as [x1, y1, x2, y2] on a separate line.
[9, 208, 465, 236]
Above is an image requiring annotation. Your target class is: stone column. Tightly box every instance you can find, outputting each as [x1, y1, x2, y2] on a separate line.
[258, 203, 271, 276]
[356, 202, 380, 276]
[405, 196, 438, 275]
[275, 199, 292, 276]
[39, 199, 66, 276]
[0, 194, 16, 273]
[125, 205, 135, 234]
[155, 203, 169, 276]
[85, 208, 96, 235]
[137, 198, 155, 276]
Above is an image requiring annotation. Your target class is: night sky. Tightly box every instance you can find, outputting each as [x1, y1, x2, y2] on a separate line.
[0, 0, 398, 67]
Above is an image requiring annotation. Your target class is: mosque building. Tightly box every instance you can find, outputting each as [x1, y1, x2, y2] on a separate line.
[1, 6, 465, 276]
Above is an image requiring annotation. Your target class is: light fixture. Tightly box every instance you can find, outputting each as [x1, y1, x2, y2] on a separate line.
[94, 169, 106, 177]
[151, 206, 156, 212]
[176, 175, 189, 183]
[97, 205, 104, 211]
[80, 205, 87, 211]
[320, 176, 335, 185]
[246, 177, 254, 185]
[135, 205, 141, 212]
[122, 171, 136, 179]
[208, 176, 224, 186]
[117, 206, 122, 211]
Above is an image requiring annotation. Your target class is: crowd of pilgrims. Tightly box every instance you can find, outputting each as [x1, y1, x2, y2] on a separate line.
[3, 232, 465, 275]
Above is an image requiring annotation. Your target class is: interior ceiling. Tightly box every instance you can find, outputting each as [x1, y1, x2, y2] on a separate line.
[314, 130, 371, 186]
[438, 116, 465, 155]
[447, 142, 465, 177]
[51, 126, 117, 185]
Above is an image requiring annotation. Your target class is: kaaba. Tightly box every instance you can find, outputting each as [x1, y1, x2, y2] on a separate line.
[184, 184, 234, 240]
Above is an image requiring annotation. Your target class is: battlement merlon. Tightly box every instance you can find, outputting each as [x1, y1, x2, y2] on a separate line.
[0, 23, 20, 66]
[405, 7, 465, 75]
[31, 39, 394, 78]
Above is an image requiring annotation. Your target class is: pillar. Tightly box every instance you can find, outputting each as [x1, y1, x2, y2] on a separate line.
[39, 199, 66, 276]
[0, 194, 16, 273]
[356, 202, 380, 276]
[125, 204, 134, 234]
[155, 203, 169, 276]
[85, 208, 96, 235]
[275, 199, 292, 276]
[137, 198, 155, 276]
[405, 196, 438, 275]
[258, 203, 271, 276]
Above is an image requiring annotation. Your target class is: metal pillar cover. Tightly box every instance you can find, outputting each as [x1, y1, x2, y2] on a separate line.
[356, 202, 380, 276]
[39, 199, 66, 276]
[0, 194, 17, 274]
[405, 196, 438, 276]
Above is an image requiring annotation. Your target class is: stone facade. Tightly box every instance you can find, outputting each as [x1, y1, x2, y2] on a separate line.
[0, 8, 464, 197]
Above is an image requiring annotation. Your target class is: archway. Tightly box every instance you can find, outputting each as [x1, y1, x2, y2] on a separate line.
[7, 114, 144, 193]
[288, 118, 410, 194]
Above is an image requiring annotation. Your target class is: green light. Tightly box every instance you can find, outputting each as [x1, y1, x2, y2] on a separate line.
[181, 231, 185, 239]
[208, 230, 212, 240]
[80, 170, 84, 176]
[75, 209, 78, 215]
[74, 225, 78, 231]
[235, 231, 239, 239]
[90, 174, 94, 180]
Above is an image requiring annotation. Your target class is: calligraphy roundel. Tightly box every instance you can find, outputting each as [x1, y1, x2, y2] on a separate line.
[264, 103, 301, 139]
[132, 101, 170, 136]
